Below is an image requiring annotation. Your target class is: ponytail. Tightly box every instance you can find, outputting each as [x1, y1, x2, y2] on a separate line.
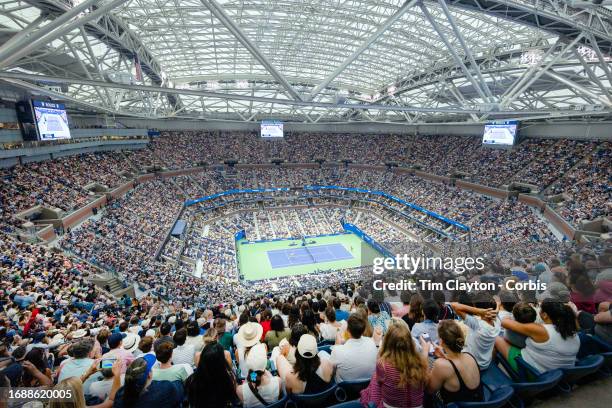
[247, 369, 264, 388]
[122, 359, 148, 407]
[540, 299, 577, 340]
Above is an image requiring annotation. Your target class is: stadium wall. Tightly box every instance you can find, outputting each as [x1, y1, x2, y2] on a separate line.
[97, 118, 612, 139]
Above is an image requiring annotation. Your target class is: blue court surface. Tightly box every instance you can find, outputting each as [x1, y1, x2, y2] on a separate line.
[267, 243, 354, 268]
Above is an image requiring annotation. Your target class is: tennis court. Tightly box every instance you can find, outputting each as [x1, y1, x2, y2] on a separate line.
[267, 243, 353, 268]
[236, 233, 381, 281]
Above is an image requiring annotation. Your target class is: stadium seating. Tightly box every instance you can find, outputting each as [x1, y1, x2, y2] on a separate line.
[446, 386, 515, 408]
[289, 383, 338, 408]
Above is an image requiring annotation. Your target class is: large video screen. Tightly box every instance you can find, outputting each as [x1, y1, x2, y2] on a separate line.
[261, 120, 283, 138]
[482, 121, 518, 146]
[32, 100, 71, 141]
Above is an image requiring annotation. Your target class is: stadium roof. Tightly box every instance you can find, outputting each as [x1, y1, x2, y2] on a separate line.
[0, 0, 611, 124]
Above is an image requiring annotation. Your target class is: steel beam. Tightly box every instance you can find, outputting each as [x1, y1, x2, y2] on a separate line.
[543, 71, 612, 107]
[0, 0, 131, 69]
[2, 70, 609, 120]
[420, 2, 492, 102]
[436, 0, 494, 101]
[307, 0, 419, 100]
[0, 0, 100, 65]
[200, 0, 303, 101]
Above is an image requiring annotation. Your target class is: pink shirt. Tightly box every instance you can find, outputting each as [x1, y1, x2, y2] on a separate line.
[101, 347, 136, 373]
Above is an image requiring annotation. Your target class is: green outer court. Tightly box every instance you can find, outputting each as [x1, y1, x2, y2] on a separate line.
[236, 232, 381, 281]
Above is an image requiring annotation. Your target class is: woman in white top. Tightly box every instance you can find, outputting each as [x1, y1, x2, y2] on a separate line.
[237, 343, 282, 408]
[495, 299, 580, 374]
[318, 306, 345, 342]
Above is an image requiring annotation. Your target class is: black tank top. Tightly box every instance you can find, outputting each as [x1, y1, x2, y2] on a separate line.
[440, 353, 484, 403]
[303, 369, 330, 394]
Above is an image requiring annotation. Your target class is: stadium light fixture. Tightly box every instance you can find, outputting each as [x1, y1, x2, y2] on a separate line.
[520, 49, 545, 66]
[206, 80, 220, 90]
[236, 80, 249, 89]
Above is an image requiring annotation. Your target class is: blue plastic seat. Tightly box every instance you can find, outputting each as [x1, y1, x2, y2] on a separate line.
[335, 378, 371, 402]
[558, 354, 604, 390]
[328, 401, 365, 408]
[266, 391, 290, 408]
[446, 385, 514, 408]
[289, 383, 338, 408]
[485, 355, 563, 407]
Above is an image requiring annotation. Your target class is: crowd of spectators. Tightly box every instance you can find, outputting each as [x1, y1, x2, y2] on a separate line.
[2, 230, 610, 407]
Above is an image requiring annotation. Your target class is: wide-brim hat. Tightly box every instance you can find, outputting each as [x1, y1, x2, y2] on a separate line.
[236, 322, 263, 347]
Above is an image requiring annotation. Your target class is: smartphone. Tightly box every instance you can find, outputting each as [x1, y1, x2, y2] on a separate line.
[99, 358, 116, 369]
[421, 333, 435, 355]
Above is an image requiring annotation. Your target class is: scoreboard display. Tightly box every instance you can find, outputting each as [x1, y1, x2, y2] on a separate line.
[261, 120, 283, 138]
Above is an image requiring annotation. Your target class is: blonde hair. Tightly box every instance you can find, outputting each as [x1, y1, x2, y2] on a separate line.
[379, 320, 427, 387]
[48, 377, 86, 408]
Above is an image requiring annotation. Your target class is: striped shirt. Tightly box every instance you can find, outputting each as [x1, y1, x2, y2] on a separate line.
[360, 361, 424, 408]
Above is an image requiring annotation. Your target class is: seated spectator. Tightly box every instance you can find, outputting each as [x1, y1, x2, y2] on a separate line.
[594, 269, 612, 304]
[114, 355, 184, 408]
[276, 333, 334, 394]
[89, 365, 125, 402]
[185, 342, 237, 407]
[215, 318, 233, 351]
[185, 321, 204, 353]
[425, 320, 483, 405]
[570, 275, 597, 313]
[236, 343, 282, 407]
[300, 309, 321, 341]
[153, 323, 173, 351]
[235, 322, 264, 379]
[496, 299, 580, 373]
[56, 339, 95, 385]
[152, 342, 190, 383]
[452, 293, 500, 369]
[318, 306, 344, 342]
[20, 348, 53, 387]
[367, 299, 391, 335]
[134, 336, 154, 358]
[171, 329, 195, 366]
[103, 333, 135, 373]
[411, 299, 440, 343]
[433, 291, 457, 321]
[361, 319, 427, 408]
[264, 315, 291, 349]
[330, 314, 377, 382]
[402, 293, 424, 329]
[49, 377, 87, 408]
[594, 302, 612, 344]
[505, 302, 538, 348]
